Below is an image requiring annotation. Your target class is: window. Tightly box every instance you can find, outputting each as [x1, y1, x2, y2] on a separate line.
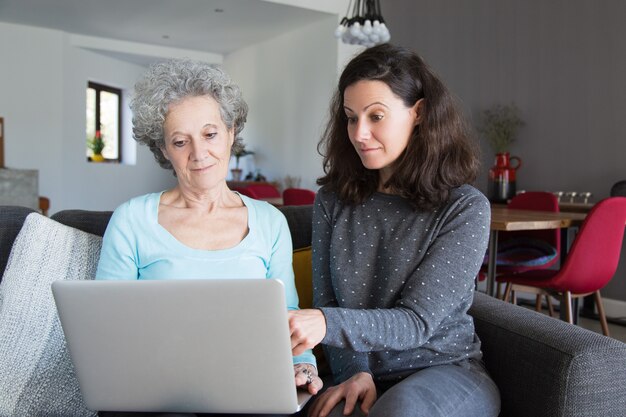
[86, 82, 121, 162]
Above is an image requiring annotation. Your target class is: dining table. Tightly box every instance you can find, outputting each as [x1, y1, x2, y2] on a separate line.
[485, 206, 588, 302]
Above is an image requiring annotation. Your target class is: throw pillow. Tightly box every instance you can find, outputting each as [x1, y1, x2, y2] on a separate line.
[0, 213, 101, 417]
[293, 246, 312, 309]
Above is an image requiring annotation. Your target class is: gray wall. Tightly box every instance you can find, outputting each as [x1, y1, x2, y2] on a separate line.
[384, 0, 626, 302]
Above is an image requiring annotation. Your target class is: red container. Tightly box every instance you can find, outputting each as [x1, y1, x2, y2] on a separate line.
[488, 152, 522, 203]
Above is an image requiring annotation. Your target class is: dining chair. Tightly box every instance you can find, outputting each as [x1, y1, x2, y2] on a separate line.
[484, 192, 560, 312]
[499, 197, 626, 336]
[245, 183, 280, 199]
[282, 188, 316, 206]
[611, 180, 626, 197]
[232, 186, 258, 198]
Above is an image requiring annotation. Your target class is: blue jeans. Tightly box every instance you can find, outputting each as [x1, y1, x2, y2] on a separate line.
[322, 360, 500, 417]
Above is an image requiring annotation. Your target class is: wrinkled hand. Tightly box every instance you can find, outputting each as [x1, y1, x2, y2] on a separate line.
[294, 363, 323, 395]
[288, 309, 327, 356]
[309, 372, 377, 417]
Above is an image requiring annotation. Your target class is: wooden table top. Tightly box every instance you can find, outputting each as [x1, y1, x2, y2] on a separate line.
[490, 207, 588, 232]
[557, 202, 595, 213]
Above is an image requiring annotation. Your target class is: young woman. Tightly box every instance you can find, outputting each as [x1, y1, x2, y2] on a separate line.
[288, 44, 500, 417]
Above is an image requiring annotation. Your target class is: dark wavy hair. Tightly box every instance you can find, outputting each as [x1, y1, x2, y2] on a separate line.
[317, 43, 479, 209]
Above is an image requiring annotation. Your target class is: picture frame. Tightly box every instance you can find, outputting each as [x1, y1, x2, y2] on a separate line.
[0, 117, 4, 168]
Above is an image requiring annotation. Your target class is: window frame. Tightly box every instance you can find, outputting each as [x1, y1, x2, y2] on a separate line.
[87, 81, 122, 162]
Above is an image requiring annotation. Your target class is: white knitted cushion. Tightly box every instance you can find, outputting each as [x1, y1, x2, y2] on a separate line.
[0, 213, 101, 417]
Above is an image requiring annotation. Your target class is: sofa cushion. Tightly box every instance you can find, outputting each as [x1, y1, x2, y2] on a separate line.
[293, 246, 313, 309]
[0, 213, 101, 417]
[50, 209, 113, 237]
[278, 205, 313, 251]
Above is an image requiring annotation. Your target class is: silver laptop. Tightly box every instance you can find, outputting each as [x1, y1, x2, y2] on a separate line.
[52, 279, 312, 414]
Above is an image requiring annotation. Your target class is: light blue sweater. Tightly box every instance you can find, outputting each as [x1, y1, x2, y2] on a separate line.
[96, 191, 315, 366]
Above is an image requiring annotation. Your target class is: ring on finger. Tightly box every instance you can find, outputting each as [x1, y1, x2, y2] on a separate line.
[301, 368, 313, 384]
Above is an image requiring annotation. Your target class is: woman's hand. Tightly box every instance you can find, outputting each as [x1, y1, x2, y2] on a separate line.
[309, 372, 377, 417]
[288, 309, 327, 356]
[294, 363, 323, 395]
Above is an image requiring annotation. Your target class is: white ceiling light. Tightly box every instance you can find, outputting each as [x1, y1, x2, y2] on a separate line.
[334, 0, 391, 47]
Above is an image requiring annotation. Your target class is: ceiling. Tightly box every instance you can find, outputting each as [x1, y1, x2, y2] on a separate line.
[0, 0, 331, 60]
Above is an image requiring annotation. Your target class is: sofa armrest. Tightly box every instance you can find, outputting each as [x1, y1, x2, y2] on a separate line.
[470, 292, 626, 417]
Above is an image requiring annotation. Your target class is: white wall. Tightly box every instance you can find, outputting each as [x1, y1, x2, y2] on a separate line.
[223, 16, 339, 190]
[0, 22, 176, 214]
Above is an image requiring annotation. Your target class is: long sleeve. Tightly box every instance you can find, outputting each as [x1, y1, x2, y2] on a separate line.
[311, 186, 489, 382]
[312, 193, 371, 383]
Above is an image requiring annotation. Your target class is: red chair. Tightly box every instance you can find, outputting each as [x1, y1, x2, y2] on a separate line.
[481, 192, 561, 311]
[499, 197, 626, 336]
[498, 191, 561, 268]
[245, 183, 280, 199]
[282, 188, 316, 206]
[232, 187, 257, 198]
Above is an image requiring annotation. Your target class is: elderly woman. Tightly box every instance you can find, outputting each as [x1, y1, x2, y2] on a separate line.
[96, 59, 320, 416]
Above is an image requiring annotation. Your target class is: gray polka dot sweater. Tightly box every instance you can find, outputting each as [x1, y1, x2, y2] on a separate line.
[312, 184, 491, 384]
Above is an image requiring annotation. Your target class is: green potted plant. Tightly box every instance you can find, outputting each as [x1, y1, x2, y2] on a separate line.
[87, 130, 105, 162]
[478, 103, 524, 154]
[478, 104, 525, 203]
[231, 141, 254, 181]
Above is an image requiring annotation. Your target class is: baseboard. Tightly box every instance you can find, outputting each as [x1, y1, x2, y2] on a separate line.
[601, 297, 626, 319]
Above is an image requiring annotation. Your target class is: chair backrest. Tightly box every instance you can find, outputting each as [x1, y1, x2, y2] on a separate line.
[245, 183, 280, 199]
[503, 191, 561, 256]
[554, 197, 626, 293]
[282, 188, 316, 206]
[232, 187, 258, 198]
[611, 180, 626, 197]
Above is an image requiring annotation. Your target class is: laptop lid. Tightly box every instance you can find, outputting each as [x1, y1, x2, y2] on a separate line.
[52, 279, 311, 414]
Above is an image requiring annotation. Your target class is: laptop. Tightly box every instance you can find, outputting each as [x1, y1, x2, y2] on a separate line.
[51, 279, 312, 414]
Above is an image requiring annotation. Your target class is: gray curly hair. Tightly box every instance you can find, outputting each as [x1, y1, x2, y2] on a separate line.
[130, 58, 248, 171]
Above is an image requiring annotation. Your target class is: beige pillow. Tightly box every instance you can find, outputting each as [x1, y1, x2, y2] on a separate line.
[0, 213, 101, 417]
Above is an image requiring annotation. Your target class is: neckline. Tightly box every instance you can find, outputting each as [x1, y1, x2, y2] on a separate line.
[151, 191, 254, 254]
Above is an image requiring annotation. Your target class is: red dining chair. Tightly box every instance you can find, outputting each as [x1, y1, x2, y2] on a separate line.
[611, 180, 626, 197]
[232, 187, 258, 198]
[245, 183, 280, 199]
[497, 191, 561, 269]
[499, 197, 626, 336]
[282, 188, 316, 206]
[482, 192, 561, 312]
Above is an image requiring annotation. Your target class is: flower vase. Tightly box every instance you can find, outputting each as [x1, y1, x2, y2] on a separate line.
[91, 154, 105, 162]
[231, 168, 243, 181]
[487, 152, 522, 203]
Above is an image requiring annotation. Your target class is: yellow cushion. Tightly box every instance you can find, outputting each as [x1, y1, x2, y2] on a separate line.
[292, 246, 331, 375]
[293, 246, 313, 309]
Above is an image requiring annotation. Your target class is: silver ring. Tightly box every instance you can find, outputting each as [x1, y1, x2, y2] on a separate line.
[302, 368, 313, 384]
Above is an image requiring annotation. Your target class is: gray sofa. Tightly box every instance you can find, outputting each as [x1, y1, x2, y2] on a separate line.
[1, 205, 625, 417]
